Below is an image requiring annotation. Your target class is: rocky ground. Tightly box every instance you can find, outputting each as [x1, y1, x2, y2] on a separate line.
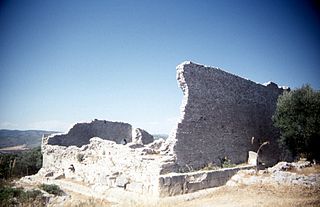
[15, 161, 320, 207]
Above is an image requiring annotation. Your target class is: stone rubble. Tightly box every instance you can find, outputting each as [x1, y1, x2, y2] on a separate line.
[227, 161, 320, 187]
[132, 128, 154, 145]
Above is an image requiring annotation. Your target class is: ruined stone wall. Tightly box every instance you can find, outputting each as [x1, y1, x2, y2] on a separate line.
[46, 120, 132, 147]
[169, 61, 285, 170]
[41, 137, 168, 196]
[132, 128, 154, 145]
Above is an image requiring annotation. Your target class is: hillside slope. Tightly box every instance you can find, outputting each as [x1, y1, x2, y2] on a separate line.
[0, 129, 59, 149]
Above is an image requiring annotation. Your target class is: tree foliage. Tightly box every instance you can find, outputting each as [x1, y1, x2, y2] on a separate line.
[0, 147, 42, 179]
[273, 85, 320, 160]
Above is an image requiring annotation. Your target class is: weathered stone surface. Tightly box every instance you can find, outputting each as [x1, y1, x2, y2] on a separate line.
[148, 138, 165, 150]
[46, 119, 132, 147]
[115, 176, 129, 188]
[158, 165, 254, 197]
[126, 182, 144, 194]
[248, 151, 257, 165]
[132, 128, 154, 145]
[267, 160, 311, 173]
[167, 61, 286, 171]
[227, 161, 320, 187]
[39, 136, 169, 196]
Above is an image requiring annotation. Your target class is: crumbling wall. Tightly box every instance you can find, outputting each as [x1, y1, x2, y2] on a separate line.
[46, 120, 132, 147]
[168, 61, 285, 171]
[41, 137, 168, 196]
[132, 128, 154, 145]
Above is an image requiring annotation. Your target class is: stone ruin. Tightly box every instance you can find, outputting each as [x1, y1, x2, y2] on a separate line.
[24, 61, 287, 198]
[167, 61, 286, 171]
[45, 120, 133, 147]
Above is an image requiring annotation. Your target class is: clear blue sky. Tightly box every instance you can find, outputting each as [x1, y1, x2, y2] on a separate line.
[1, 0, 319, 133]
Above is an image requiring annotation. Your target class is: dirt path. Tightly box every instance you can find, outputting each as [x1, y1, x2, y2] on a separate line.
[61, 184, 319, 207]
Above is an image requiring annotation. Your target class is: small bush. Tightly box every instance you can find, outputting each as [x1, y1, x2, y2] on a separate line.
[221, 157, 236, 168]
[77, 153, 85, 162]
[202, 163, 220, 171]
[0, 185, 44, 207]
[40, 184, 63, 196]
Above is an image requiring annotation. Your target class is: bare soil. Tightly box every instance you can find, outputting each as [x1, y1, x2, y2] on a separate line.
[173, 184, 320, 207]
[61, 183, 319, 207]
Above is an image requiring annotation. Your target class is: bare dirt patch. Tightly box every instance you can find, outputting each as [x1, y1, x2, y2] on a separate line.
[172, 184, 320, 207]
[60, 183, 319, 207]
[0, 144, 29, 153]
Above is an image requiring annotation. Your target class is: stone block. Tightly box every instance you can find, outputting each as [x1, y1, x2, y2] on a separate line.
[126, 182, 144, 194]
[115, 176, 129, 188]
[248, 151, 257, 165]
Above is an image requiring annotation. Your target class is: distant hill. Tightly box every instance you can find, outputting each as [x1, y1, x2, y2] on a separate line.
[152, 134, 169, 140]
[0, 129, 59, 149]
[0, 130, 168, 149]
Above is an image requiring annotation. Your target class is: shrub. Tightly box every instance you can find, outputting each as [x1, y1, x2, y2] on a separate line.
[77, 153, 85, 162]
[39, 184, 63, 196]
[273, 85, 320, 161]
[0, 185, 44, 207]
[220, 157, 236, 168]
[202, 163, 220, 171]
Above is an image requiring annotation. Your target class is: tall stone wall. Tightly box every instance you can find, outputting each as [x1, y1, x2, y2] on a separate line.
[169, 61, 285, 170]
[46, 120, 132, 147]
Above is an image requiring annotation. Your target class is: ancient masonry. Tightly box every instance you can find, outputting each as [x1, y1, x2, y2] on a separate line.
[24, 61, 286, 198]
[167, 61, 285, 170]
[45, 120, 133, 147]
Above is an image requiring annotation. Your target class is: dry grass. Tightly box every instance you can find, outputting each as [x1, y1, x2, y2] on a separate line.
[64, 198, 112, 207]
[60, 190, 113, 207]
[62, 184, 320, 207]
[175, 184, 320, 207]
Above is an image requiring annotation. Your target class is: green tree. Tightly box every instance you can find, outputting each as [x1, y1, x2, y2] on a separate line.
[13, 147, 42, 176]
[0, 147, 42, 179]
[0, 154, 17, 179]
[273, 85, 320, 160]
